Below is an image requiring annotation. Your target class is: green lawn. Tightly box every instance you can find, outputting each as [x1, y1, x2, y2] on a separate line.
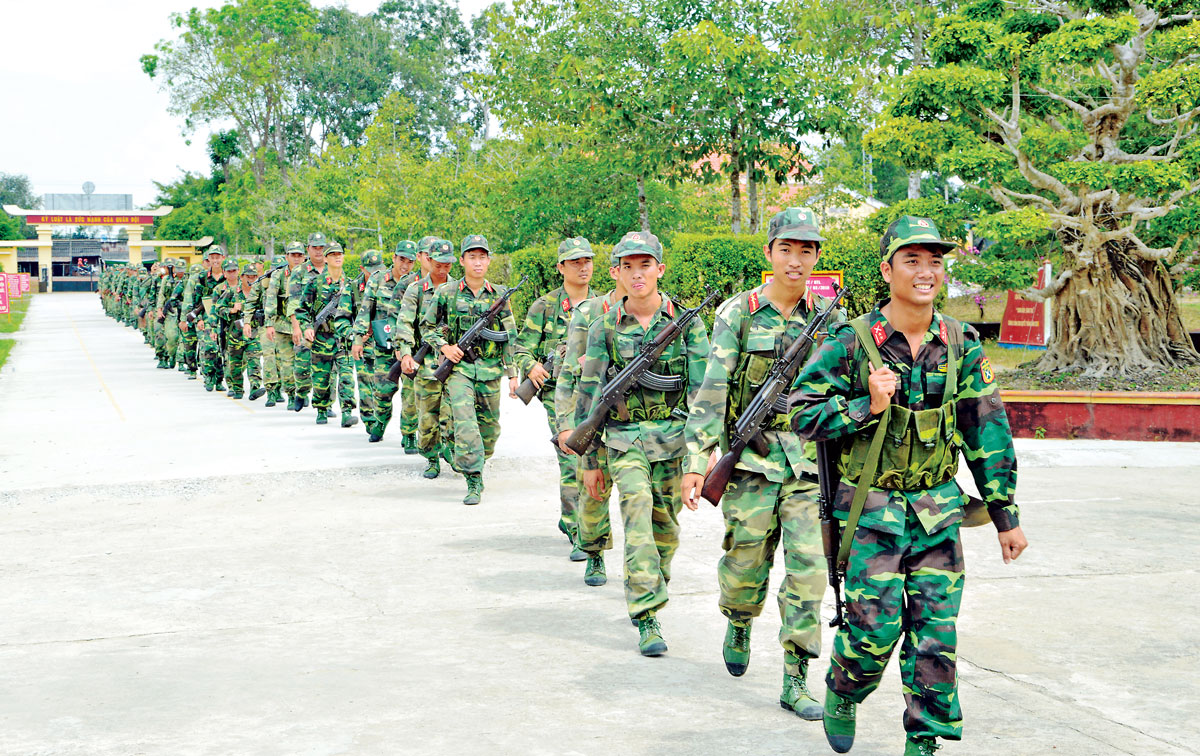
[1181, 297, 1200, 331]
[0, 338, 14, 372]
[0, 294, 32, 333]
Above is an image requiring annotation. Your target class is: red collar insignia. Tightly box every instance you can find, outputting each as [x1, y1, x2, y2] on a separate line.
[870, 321, 887, 346]
[602, 300, 611, 314]
[939, 319, 948, 344]
[562, 296, 572, 313]
[747, 291, 760, 312]
[665, 297, 675, 317]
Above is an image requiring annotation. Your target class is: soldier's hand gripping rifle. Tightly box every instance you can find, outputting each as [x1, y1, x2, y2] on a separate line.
[310, 285, 344, 333]
[432, 276, 529, 383]
[565, 287, 722, 456]
[157, 299, 178, 324]
[701, 284, 847, 506]
[385, 341, 432, 384]
[515, 349, 559, 405]
[184, 301, 205, 325]
[817, 439, 847, 628]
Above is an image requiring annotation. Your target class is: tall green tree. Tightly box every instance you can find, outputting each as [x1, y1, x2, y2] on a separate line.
[866, 0, 1200, 374]
[0, 172, 40, 239]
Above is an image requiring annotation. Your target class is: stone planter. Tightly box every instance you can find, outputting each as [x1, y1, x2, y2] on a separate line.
[1001, 390, 1200, 442]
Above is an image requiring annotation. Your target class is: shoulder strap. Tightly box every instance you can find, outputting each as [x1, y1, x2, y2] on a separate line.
[942, 315, 963, 397]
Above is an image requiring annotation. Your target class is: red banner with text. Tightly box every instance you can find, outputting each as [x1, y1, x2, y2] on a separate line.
[0, 274, 9, 314]
[999, 264, 1050, 348]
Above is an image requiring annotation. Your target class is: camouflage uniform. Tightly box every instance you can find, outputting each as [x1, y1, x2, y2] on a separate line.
[578, 272, 710, 620]
[555, 292, 619, 556]
[238, 264, 264, 393]
[185, 256, 228, 390]
[287, 260, 322, 401]
[394, 239, 457, 467]
[788, 216, 1020, 745]
[422, 236, 518, 480]
[245, 255, 285, 401]
[352, 242, 418, 441]
[264, 243, 305, 402]
[212, 261, 251, 398]
[294, 249, 356, 419]
[514, 238, 596, 544]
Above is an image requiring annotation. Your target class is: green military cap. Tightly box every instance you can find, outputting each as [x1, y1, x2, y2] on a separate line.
[461, 234, 490, 254]
[206, 245, 226, 257]
[767, 207, 825, 245]
[284, 241, 305, 255]
[222, 260, 239, 272]
[241, 262, 258, 275]
[618, 230, 663, 255]
[429, 238, 456, 263]
[361, 249, 384, 270]
[189, 264, 203, 273]
[612, 236, 662, 262]
[161, 258, 176, 268]
[416, 235, 438, 255]
[880, 215, 958, 260]
[272, 254, 287, 265]
[557, 237, 594, 263]
[325, 242, 344, 255]
[394, 240, 418, 260]
[307, 232, 328, 248]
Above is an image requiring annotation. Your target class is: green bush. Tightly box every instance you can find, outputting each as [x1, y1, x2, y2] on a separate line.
[818, 229, 891, 318]
[342, 254, 361, 281]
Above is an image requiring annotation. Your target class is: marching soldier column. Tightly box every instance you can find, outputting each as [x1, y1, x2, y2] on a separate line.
[96, 212, 1028, 756]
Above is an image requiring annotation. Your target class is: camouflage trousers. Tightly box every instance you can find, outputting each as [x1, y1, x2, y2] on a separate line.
[541, 395, 580, 538]
[415, 372, 452, 457]
[310, 332, 356, 412]
[445, 372, 501, 475]
[267, 320, 295, 394]
[177, 327, 198, 373]
[357, 346, 394, 434]
[293, 322, 313, 395]
[163, 317, 180, 366]
[828, 508, 965, 741]
[576, 444, 613, 555]
[609, 447, 683, 620]
[719, 469, 824, 676]
[258, 327, 280, 389]
[151, 316, 167, 361]
[223, 332, 260, 394]
[400, 374, 418, 436]
[197, 325, 223, 387]
[244, 327, 262, 385]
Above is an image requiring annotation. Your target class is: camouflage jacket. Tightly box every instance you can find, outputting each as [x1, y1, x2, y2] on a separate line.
[514, 285, 596, 398]
[393, 274, 455, 381]
[787, 303, 1019, 536]
[422, 279, 519, 381]
[351, 268, 413, 349]
[578, 293, 710, 470]
[285, 263, 324, 323]
[263, 265, 299, 324]
[242, 277, 266, 325]
[684, 284, 843, 483]
[184, 271, 224, 325]
[211, 280, 242, 326]
[553, 291, 619, 435]
[295, 271, 352, 339]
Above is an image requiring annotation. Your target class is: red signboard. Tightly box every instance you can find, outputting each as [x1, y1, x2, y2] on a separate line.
[24, 214, 155, 225]
[19, 273, 30, 293]
[999, 264, 1050, 348]
[761, 270, 844, 298]
[0, 274, 8, 314]
[6, 274, 18, 297]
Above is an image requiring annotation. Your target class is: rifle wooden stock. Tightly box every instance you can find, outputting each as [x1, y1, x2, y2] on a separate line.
[700, 450, 739, 506]
[515, 353, 555, 405]
[431, 276, 527, 384]
[564, 408, 606, 455]
[385, 342, 432, 384]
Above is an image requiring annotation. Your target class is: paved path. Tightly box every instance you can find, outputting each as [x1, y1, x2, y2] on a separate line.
[1, 294, 1197, 756]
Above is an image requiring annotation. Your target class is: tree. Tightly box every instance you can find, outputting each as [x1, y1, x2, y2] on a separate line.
[143, 0, 318, 186]
[0, 172, 40, 239]
[866, 0, 1200, 375]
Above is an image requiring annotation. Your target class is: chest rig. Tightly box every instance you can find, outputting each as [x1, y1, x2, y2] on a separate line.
[439, 283, 509, 361]
[604, 304, 687, 423]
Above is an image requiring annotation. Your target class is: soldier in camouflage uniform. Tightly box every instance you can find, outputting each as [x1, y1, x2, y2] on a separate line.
[265, 243, 307, 407]
[423, 235, 518, 505]
[394, 239, 456, 478]
[351, 241, 418, 443]
[212, 260, 249, 398]
[151, 260, 175, 368]
[183, 247, 229, 392]
[235, 262, 266, 400]
[295, 243, 358, 427]
[155, 259, 185, 369]
[286, 232, 329, 412]
[244, 255, 284, 403]
[577, 233, 710, 656]
[554, 258, 628, 587]
[681, 208, 843, 718]
[788, 216, 1028, 756]
[173, 262, 203, 377]
[514, 237, 598, 560]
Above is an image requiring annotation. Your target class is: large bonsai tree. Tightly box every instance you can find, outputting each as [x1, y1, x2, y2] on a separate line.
[867, 0, 1200, 375]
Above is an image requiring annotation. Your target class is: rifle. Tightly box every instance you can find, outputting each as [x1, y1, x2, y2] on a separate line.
[252, 263, 287, 286]
[184, 301, 205, 324]
[385, 342, 431, 384]
[432, 276, 529, 383]
[312, 283, 344, 332]
[565, 287, 721, 455]
[817, 440, 847, 628]
[701, 285, 847, 506]
[157, 299, 179, 324]
[515, 350, 558, 405]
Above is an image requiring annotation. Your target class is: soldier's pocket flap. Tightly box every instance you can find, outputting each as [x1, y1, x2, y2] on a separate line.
[745, 330, 777, 354]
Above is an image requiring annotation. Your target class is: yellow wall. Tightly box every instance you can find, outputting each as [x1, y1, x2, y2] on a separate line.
[0, 248, 16, 274]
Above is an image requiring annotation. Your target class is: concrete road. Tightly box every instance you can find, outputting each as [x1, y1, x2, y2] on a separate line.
[1, 294, 1197, 756]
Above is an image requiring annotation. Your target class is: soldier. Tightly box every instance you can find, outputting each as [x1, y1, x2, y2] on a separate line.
[174, 262, 204, 378]
[789, 215, 1028, 756]
[151, 260, 174, 368]
[244, 255, 284, 403]
[422, 235, 518, 505]
[351, 241, 418, 443]
[183, 246, 229, 392]
[295, 242, 358, 427]
[554, 259, 628, 587]
[265, 243, 306, 408]
[341, 248, 381, 432]
[576, 233, 710, 656]
[286, 232, 329, 412]
[235, 262, 266, 400]
[394, 238, 456, 478]
[161, 258, 187, 370]
[514, 237, 598, 560]
[681, 208, 843, 718]
[212, 260, 248, 398]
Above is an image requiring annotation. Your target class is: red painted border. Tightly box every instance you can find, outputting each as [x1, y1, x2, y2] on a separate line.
[1000, 390, 1200, 441]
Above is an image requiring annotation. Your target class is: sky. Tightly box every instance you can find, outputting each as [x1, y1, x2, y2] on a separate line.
[0, 0, 494, 210]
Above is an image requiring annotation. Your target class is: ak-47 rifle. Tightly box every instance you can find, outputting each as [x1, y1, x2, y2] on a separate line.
[311, 284, 344, 332]
[565, 287, 721, 455]
[184, 301, 205, 325]
[817, 440, 847, 628]
[701, 285, 847, 506]
[432, 276, 529, 383]
[252, 263, 287, 286]
[384, 342, 431, 384]
[515, 349, 559, 405]
[157, 299, 179, 324]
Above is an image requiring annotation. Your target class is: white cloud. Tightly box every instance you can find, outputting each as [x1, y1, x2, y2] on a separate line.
[0, 0, 495, 208]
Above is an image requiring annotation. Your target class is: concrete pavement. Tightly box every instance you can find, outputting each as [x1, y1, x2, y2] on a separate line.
[1, 294, 1197, 755]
